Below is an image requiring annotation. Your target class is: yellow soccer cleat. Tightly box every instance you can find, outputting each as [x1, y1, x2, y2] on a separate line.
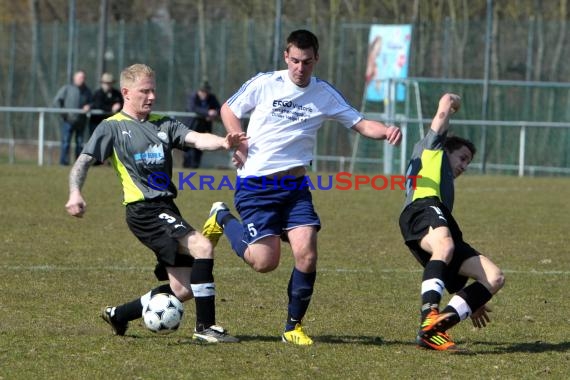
[281, 323, 314, 346]
[202, 202, 229, 247]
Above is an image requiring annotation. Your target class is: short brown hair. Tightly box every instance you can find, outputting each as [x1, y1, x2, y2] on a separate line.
[120, 64, 154, 89]
[444, 136, 476, 157]
[286, 29, 319, 56]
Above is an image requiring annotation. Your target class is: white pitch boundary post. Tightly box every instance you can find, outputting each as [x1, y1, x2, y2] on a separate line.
[518, 124, 526, 177]
[383, 79, 396, 174]
[38, 110, 45, 166]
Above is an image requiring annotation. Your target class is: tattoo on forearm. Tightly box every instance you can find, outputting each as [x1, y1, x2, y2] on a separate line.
[69, 154, 95, 191]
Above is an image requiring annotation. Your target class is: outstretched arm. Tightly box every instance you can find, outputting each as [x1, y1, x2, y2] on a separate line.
[184, 130, 247, 151]
[220, 102, 248, 169]
[65, 153, 96, 218]
[351, 119, 402, 146]
[430, 93, 461, 135]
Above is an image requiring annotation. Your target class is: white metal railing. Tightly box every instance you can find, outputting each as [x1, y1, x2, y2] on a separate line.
[1, 106, 569, 176]
[0, 106, 199, 166]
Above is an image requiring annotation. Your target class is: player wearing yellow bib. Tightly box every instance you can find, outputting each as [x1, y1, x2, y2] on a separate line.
[399, 93, 505, 351]
[65, 64, 246, 343]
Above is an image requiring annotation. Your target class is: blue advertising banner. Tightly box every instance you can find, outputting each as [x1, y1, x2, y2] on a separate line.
[365, 24, 412, 103]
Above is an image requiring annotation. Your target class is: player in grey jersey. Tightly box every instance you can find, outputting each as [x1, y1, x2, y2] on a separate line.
[65, 63, 246, 343]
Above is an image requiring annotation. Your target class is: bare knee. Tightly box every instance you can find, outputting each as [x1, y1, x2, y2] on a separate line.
[487, 270, 505, 294]
[251, 259, 279, 273]
[244, 239, 280, 273]
[188, 234, 214, 259]
[294, 251, 317, 273]
[170, 283, 193, 302]
[431, 237, 455, 263]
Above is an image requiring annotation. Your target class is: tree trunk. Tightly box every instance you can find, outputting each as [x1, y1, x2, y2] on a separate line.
[29, 0, 51, 106]
[490, 3, 503, 162]
[532, 12, 544, 120]
[197, 0, 207, 81]
[448, 0, 469, 78]
[546, 0, 567, 122]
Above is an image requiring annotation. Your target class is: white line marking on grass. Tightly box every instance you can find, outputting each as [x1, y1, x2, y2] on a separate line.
[1, 265, 569, 275]
[462, 187, 536, 192]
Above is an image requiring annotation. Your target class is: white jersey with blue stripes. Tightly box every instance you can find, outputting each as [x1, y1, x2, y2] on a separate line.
[227, 70, 363, 177]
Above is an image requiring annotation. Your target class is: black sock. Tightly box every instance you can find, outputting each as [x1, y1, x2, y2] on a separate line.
[151, 283, 175, 297]
[450, 281, 492, 315]
[191, 259, 216, 331]
[114, 299, 143, 324]
[437, 306, 461, 330]
[114, 283, 175, 324]
[420, 260, 447, 320]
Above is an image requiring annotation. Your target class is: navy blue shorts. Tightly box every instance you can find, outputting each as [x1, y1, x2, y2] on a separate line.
[234, 176, 321, 244]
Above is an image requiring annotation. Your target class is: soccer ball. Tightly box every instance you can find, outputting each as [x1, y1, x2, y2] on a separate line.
[142, 293, 184, 334]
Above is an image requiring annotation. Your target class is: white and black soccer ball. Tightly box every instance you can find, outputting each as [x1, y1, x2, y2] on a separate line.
[142, 293, 184, 334]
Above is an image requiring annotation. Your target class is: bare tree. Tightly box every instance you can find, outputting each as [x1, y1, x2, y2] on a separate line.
[197, 0, 207, 82]
[545, 0, 567, 123]
[448, 0, 469, 78]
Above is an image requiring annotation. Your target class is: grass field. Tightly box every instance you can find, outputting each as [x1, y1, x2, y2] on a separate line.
[1, 164, 569, 379]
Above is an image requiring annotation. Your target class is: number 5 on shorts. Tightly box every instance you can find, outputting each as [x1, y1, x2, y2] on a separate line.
[247, 223, 257, 237]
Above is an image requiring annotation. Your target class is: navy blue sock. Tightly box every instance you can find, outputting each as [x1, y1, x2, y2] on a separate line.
[215, 209, 230, 225]
[219, 213, 247, 259]
[285, 268, 317, 331]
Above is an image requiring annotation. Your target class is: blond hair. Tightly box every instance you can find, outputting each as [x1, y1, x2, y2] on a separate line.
[120, 64, 155, 89]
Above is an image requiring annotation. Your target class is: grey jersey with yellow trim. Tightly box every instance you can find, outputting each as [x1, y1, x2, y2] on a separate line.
[82, 112, 190, 204]
[403, 129, 455, 212]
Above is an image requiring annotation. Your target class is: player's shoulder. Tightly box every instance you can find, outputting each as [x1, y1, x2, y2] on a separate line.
[415, 128, 446, 151]
[101, 112, 170, 127]
[106, 112, 132, 123]
[248, 71, 280, 86]
[232, 71, 280, 99]
[314, 76, 340, 91]
[149, 114, 188, 132]
[313, 77, 350, 102]
[148, 113, 171, 123]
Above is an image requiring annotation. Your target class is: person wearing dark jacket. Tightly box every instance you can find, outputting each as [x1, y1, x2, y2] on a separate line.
[89, 72, 123, 136]
[183, 81, 221, 168]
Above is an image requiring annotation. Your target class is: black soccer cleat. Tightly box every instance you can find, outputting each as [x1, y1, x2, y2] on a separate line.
[192, 324, 240, 343]
[101, 306, 128, 336]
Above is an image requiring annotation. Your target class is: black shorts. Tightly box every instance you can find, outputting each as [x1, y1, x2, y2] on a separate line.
[399, 197, 479, 293]
[126, 198, 195, 281]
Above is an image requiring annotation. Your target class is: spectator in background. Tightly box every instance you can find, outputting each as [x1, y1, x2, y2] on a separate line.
[183, 81, 221, 168]
[89, 72, 123, 136]
[53, 70, 93, 166]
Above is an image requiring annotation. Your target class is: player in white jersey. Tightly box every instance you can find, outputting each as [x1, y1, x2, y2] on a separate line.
[203, 30, 402, 345]
[227, 70, 364, 177]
